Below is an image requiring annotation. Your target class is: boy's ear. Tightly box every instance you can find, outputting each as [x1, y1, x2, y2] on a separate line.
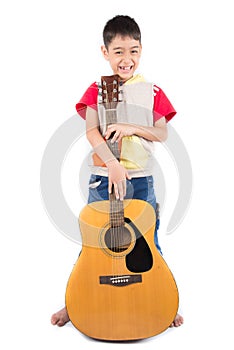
[101, 45, 109, 60]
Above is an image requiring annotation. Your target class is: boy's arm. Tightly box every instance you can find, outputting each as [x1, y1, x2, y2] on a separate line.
[104, 117, 168, 143]
[86, 107, 130, 200]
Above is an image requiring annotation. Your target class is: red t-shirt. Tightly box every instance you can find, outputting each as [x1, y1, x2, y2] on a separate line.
[76, 82, 176, 122]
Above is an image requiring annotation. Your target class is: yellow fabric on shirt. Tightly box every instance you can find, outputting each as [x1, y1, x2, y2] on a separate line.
[120, 74, 150, 170]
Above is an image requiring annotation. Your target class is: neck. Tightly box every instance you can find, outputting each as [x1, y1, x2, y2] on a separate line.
[109, 192, 125, 227]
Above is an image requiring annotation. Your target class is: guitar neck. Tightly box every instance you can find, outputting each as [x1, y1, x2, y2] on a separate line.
[109, 192, 125, 227]
[100, 74, 123, 215]
[105, 107, 120, 160]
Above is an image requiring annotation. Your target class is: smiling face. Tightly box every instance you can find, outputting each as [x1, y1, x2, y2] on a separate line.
[101, 35, 142, 82]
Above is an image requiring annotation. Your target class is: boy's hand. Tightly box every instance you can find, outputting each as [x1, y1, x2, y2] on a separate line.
[106, 159, 131, 200]
[105, 123, 136, 143]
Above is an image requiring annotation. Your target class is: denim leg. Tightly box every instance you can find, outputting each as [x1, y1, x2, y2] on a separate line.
[125, 176, 162, 254]
[88, 175, 109, 203]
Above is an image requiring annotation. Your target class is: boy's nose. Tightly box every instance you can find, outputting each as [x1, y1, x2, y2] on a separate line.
[122, 53, 132, 63]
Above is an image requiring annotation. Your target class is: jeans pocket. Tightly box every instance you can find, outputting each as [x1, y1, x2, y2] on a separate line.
[88, 175, 102, 189]
[89, 180, 102, 189]
[88, 175, 109, 203]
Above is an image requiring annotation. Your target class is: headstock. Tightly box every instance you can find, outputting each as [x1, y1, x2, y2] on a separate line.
[100, 74, 121, 108]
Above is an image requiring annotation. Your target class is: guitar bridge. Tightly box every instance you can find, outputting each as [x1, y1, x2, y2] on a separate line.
[99, 274, 142, 287]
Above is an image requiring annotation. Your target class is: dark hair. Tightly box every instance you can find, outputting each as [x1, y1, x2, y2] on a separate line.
[103, 15, 141, 48]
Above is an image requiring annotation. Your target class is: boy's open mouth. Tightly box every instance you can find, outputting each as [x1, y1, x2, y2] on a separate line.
[119, 65, 133, 72]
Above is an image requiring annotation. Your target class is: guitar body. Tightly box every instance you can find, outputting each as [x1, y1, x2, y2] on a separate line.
[66, 199, 179, 341]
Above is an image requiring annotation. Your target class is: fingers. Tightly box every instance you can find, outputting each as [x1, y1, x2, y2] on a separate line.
[109, 180, 126, 201]
[105, 123, 136, 142]
[105, 126, 122, 143]
[118, 180, 126, 201]
[113, 183, 120, 200]
[111, 130, 121, 143]
[108, 181, 113, 196]
[107, 161, 129, 200]
[105, 125, 115, 140]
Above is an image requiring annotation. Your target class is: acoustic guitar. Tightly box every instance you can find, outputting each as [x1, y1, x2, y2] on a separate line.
[65, 75, 179, 341]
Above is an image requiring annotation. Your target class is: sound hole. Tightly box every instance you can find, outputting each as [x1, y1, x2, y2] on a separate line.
[104, 226, 132, 253]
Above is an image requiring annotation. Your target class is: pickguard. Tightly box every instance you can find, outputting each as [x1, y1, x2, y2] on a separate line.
[124, 217, 153, 273]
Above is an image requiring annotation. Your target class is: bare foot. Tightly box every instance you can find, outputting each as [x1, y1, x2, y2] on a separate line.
[51, 307, 70, 327]
[170, 313, 184, 327]
[51, 307, 183, 329]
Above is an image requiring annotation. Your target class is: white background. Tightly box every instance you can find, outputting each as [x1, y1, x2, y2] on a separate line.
[1, 0, 234, 349]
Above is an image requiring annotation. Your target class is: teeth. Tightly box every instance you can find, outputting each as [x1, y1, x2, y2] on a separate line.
[120, 66, 131, 70]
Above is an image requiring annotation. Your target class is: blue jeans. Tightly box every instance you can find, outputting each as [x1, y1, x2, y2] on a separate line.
[88, 174, 162, 254]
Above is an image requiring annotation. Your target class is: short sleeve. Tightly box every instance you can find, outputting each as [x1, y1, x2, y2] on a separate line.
[75, 82, 98, 119]
[153, 85, 177, 123]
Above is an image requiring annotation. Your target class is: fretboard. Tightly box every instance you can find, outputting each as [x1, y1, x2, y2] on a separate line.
[100, 75, 125, 227]
[104, 105, 120, 160]
[109, 192, 125, 227]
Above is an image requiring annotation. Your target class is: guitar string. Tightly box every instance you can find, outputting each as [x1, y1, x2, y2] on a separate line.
[104, 78, 125, 277]
[104, 79, 117, 277]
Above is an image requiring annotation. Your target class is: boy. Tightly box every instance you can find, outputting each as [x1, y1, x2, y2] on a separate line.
[51, 15, 183, 328]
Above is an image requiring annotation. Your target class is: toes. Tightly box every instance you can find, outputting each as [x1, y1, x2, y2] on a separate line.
[174, 314, 184, 327]
[51, 308, 70, 327]
[170, 314, 184, 328]
[57, 319, 66, 327]
[51, 314, 58, 325]
[51, 315, 66, 327]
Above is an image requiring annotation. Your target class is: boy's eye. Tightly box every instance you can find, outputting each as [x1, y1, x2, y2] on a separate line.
[115, 51, 123, 55]
[131, 50, 138, 54]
